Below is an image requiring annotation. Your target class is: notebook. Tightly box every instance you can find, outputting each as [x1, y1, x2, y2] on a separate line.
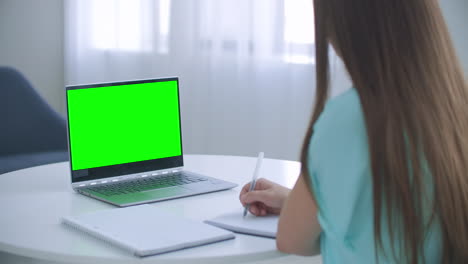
[62, 204, 235, 257]
[65, 77, 237, 207]
[205, 210, 279, 238]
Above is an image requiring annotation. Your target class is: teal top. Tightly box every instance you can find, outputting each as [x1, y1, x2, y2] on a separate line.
[307, 88, 442, 263]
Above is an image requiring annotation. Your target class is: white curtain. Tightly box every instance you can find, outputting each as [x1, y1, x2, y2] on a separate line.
[65, 0, 350, 161]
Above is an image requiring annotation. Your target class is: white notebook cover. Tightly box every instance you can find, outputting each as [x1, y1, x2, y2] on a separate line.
[204, 210, 279, 238]
[62, 204, 235, 257]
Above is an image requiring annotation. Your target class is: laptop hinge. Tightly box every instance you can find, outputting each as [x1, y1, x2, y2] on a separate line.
[72, 167, 184, 190]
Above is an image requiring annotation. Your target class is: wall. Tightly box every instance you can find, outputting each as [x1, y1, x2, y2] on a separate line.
[0, 0, 65, 114]
[441, 0, 468, 76]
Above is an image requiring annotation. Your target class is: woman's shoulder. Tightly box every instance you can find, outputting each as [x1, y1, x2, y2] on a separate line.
[314, 88, 364, 136]
[309, 87, 369, 173]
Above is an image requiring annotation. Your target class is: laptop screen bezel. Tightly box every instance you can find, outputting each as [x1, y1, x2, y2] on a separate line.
[65, 77, 184, 183]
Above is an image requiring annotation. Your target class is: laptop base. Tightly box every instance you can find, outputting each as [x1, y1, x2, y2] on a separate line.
[76, 171, 237, 207]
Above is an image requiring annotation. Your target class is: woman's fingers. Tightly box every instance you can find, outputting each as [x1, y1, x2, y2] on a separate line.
[249, 203, 260, 215]
[239, 179, 286, 216]
[240, 178, 272, 195]
[259, 203, 267, 216]
[240, 190, 273, 206]
[241, 182, 251, 193]
[239, 183, 251, 202]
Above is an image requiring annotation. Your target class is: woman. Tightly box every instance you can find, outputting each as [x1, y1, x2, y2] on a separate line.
[239, 0, 468, 263]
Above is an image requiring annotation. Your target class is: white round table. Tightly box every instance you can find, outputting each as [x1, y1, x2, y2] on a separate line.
[0, 154, 322, 264]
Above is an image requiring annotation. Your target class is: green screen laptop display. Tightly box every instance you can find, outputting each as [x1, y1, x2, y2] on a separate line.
[67, 80, 182, 171]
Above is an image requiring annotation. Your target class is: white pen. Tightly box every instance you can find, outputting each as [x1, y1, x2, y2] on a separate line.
[243, 152, 264, 217]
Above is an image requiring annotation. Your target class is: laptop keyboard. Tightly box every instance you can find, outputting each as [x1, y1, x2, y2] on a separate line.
[83, 173, 208, 197]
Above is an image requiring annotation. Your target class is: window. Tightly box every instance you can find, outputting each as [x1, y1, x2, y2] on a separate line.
[90, 0, 171, 53]
[87, 0, 315, 63]
[157, 0, 171, 54]
[283, 0, 315, 64]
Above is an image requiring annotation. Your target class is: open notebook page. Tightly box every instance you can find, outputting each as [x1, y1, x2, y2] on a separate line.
[205, 210, 278, 238]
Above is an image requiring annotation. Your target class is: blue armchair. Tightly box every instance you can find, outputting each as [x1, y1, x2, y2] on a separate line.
[0, 66, 68, 174]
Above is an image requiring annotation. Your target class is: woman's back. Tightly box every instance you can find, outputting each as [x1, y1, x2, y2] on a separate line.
[298, 0, 468, 262]
[307, 88, 443, 263]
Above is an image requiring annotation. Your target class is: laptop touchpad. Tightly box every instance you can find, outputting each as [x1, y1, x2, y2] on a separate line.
[148, 186, 188, 194]
[141, 186, 191, 199]
[109, 187, 191, 204]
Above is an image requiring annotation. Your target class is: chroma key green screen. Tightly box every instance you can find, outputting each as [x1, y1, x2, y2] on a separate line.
[67, 80, 182, 171]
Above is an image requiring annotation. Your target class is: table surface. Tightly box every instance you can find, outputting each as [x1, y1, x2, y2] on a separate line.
[0, 154, 311, 264]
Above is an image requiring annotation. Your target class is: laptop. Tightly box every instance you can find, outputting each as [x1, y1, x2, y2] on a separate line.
[66, 77, 237, 207]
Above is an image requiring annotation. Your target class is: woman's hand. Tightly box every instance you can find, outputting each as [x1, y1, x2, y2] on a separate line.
[239, 178, 290, 216]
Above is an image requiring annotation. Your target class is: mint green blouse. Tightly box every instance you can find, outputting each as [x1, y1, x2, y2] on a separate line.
[307, 88, 442, 263]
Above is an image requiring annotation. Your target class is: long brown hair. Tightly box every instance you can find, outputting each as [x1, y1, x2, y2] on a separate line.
[301, 0, 468, 263]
